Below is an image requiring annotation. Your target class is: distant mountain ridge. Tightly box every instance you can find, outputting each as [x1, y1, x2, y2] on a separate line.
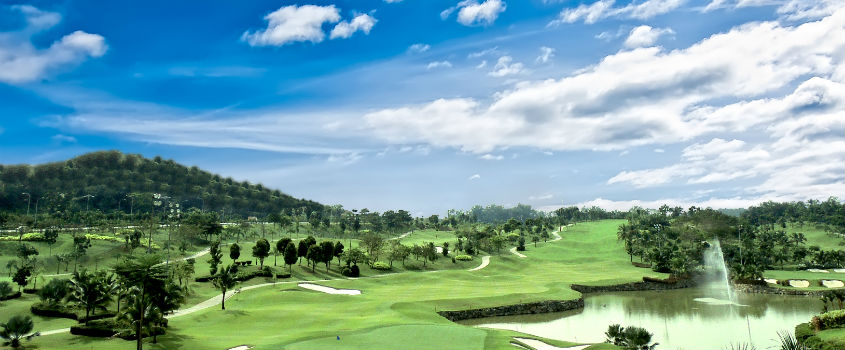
[0, 150, 324, 218]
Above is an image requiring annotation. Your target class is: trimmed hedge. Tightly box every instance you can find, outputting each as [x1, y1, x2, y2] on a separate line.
[0, 232, 45, 241]
[31, 302, 79, 320]
[372, 262, 391, 270]
[196, 266, 276, 283]
[70, 319, 120, 337]
[455, 255, 473, 261]
[0, 291, 22, 301]
[812, 309, 845, 331]
[341, 265, 360, 277]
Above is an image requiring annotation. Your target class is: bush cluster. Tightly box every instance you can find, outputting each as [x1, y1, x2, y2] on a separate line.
[455, 255, 473, 261]
[0, 232, 45, 241]
[812, 310, 845, 331]
[70, 319, 121, 337]
[371, 262, 391, 270]
[341, 265, 360, 277]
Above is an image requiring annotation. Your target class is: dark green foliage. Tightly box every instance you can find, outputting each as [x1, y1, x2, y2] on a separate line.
[605, 324, 658, 350]
[516, 237, 526, 251]
[213, 265, 238, 310]
[341, 265, 360, 277]
[306, 245, 321, 272]
[0, 151, 324, 220]
[0, 315, 38, 349]
[69, 318, 121, 337]
[252, 238, 271, 268]
[38, 278, 70, 305]
[0, 282, 16, 300]
[229, 243, 240, 261]
[68, 270, 113, 324]
[333, 241, 344, 266]
[12, 266, 30, 291]
[283, 242, 297, 273]
[208, 240, 222, 275]
[777, 331, 809, 350]
[319, 241, 334, 271]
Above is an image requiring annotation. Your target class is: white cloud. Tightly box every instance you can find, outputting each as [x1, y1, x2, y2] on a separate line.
[536, 46, 555, 63]
[241, 5, 341, 46]
[479, 153, 504, 160]
[447, 0, 507, 26]
[426, 61, 453, 69]
[476, 60, 488, 69]
[653, 148, 665, 153]
[384, 0, 404, 3]
[488, 56, 524, 77]
[365, 10, 845, 153]
[468, 174, 481, 180]
[623, 25, 674, 48]
[330, 13, 377, 39]
[0, 6, 107, 84]
[51, 134, 77, 144]
[551, 0, 685, 25]
[778, 0, 842, 20]
[529, 193, 554, 201]
[408, 43, 431, 53]
[468, 47, 501, 59]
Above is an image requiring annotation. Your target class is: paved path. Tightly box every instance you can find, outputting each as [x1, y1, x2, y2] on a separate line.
[509, 247, 527, 258]
[389, 231, 414, 241]
[468, 256, 491, 271]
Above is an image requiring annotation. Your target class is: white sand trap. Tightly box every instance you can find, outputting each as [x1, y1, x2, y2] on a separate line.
[227, 346, 252, 350]
[515, 338, 588, 350]
[510, 247, 527, 258]
[298, 283, 361, 295]
[822, 280, 844, 288]
[764, 278, 778, 284]
[694, 297, 746, 306]
[834, 269, 845, 273]
[807, 269, 829, 273]
[469, 256, 491, 271]
[789, 280, 810, 288]
[436, 246, 443, 254]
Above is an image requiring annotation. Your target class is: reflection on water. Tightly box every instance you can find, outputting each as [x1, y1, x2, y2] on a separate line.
[459, 287, 821, 350]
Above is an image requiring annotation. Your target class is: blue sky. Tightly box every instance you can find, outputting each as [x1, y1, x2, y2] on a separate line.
[1, 0, 843, 216]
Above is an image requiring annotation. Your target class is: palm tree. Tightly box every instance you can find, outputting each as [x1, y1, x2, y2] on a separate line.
[113, 254, 167, 350]
[212, 265, 238, 310]
[5, 261, 16, 278]
[68, 270, 111, 324]
[0, 315, 39, 349]
[119, 291, 162, 346]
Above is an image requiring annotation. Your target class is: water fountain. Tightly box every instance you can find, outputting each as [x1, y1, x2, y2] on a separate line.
[698, 239, 738, 305]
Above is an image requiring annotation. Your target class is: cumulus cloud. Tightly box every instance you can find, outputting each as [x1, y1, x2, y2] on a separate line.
[623, 25, 674, 48]
[365, 10, 845, 153]
[51, 134, 77, 144]
[468, 174, 481, 180]
[426, 61, 453, 69]
[241, 5, 341, 46]
[479, 154, 504, 160]
[488, 56, 524, 77]
[551, 0, 685, 25]
[536, 46, 555, 63]
[408, 43, 431, 53]
[443, 0, 507, 26]
[0, 6, 107, 84]
[704, 0, 842, 21]
[607, 77, 845, 201]
[330, 13, 377, 39]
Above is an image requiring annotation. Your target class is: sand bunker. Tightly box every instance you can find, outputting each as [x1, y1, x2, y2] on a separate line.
[822, 280, 844, 288]
[514, 338, 588, 350]
[764, 278, 778, 284]
[298, 283, 361, 295]
[227, 346, 252, 350]
[834, 269, 845, 273]
[807, 269, 829, 273]
[789, 280, 810, 288]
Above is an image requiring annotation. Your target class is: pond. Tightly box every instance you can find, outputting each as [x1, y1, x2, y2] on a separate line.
[459, 287, 822, 350]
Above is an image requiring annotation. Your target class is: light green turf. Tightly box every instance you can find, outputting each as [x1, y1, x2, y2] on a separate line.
[22, 220, 655, 350]
[787, 223, 845, 251]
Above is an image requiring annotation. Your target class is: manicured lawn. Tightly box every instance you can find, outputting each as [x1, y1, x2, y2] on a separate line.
[23, 220, 652, 350]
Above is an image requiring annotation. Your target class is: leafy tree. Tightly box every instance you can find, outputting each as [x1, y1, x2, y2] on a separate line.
[442, 242, 450, 257]
[229, 243, 240, 262]
[283, 242, 297, 273]
[38, 278, 70, 305]
[16, 244, 38, 261]
[5, 261, 17, 278]
[297, 240, 308, 265]
[306, 245, 321, 272]
[275, 237, 291, 266]
[342, 248, 367, 267]
[0, 282, 13, 301]
[44, 229, 59, 256]
[360, 233, 385, 264]
[0, 315, 39, 349]
[12, 266, 30, 292]
[333, 241, 345, 266]
[72, 235, 91, 272]
[319, 241, 334, 271]
[208, 240, 222, 275]
[252, 238, 271, 268]
[68, 270, 112, 323]
[517, 236, 525, 251]
[213, 265, 238, 310]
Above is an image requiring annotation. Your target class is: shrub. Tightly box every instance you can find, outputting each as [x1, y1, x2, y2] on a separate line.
[38, 279, 70, 305]
[341, 265, 361, 277]
[814, 310, 845, 330]
[455, 255, 473, 261]
[0, 282, 18, 301]
[0, 232, 45, 241]
[794, 322, 814, 342]
[69, 318, 121, 337]
[371, 262, 391, 270]
[516, 246, 526, 251]
[30, 302, 79, 320]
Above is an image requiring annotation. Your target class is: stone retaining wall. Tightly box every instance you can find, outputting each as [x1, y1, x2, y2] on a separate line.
[570, 278, 697, 294]
[735, 283, 835, 297]
[437, 298, 585, 321]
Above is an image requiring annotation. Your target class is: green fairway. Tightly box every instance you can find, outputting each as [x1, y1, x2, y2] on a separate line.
[22, 220, 660, 350]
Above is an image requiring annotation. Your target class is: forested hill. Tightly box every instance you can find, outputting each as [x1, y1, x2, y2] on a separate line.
[0, 150, 324, 219]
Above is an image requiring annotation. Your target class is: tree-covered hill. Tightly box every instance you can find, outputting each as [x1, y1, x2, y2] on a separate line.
[0, 150, 324, 221]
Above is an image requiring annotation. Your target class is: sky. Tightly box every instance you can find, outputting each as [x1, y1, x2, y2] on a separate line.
[0, 0, 843, 216]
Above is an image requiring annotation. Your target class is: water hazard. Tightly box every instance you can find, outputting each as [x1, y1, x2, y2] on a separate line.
[459, 287, 822, 350]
